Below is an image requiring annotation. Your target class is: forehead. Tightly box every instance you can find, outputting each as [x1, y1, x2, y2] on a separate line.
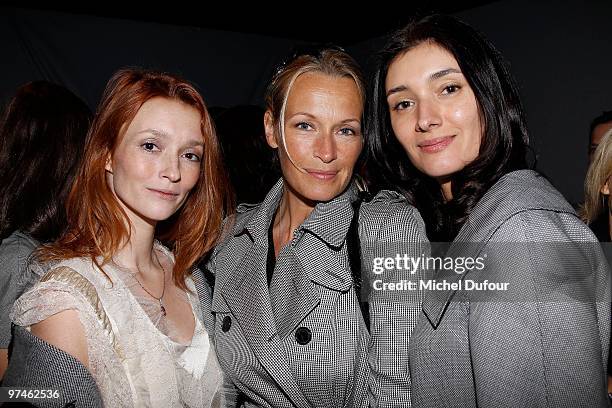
[117, 96, 203, 147]
[592, 122, 612, 145]
[131, 97, 200, 122]
[285, 72, 362, 114]
[386, 42, 460, 87]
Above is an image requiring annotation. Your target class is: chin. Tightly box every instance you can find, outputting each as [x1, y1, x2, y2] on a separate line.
[418, 161, 465, 179]
[137, 205, 181, 223]
[303, 184, 348, 203]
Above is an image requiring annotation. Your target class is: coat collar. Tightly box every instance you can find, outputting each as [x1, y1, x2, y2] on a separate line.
[234, 177, 359, 249]
[422, 170, 577, 328]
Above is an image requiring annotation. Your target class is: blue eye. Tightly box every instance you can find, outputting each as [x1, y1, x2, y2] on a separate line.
[339, 127, 357, 136]
[296, 122, 313, 130]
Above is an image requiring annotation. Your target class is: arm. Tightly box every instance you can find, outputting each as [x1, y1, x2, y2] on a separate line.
[361, 194, 429, 407]
[0, 349, 7, 380]
[30, 309, 89, 368]
[469, 211, 610, 408]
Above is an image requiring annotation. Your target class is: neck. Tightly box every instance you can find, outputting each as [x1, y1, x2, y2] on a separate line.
[440, 179, 453, 201]
[113, 208, 158, 277]
[273, 185, 315, 246]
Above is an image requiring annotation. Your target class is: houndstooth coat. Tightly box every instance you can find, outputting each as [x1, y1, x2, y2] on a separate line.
[201, 178, 428, 407]
[409, 170, 611, 408]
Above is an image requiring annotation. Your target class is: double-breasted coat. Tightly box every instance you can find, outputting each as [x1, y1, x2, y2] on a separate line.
[202, 179, 428, 407]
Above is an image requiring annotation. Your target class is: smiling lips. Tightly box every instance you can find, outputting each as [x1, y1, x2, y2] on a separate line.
[305, 169, 338, 180]
[418, 135, 455, 153]
[148, 188, 180, 200]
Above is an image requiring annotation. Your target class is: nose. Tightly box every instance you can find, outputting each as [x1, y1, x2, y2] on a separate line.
[160, 154, 181, 182]
[313, 132, 337, 163]
[415, 98, 442, 132]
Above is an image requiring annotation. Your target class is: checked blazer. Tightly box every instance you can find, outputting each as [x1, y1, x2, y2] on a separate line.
[201, 178, 428, 408]
[409, 170, 611, 408]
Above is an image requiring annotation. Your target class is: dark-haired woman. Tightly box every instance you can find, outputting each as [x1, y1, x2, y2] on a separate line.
[368, 15, 610, 408]
[0, 81, 91, 379]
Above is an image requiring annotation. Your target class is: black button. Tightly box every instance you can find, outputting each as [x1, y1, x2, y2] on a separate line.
[295, 327, 312, 345]
[221, 316, 232, 332]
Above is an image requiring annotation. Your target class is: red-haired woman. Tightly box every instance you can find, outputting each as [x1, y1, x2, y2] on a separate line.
[4, 68, 232, 407]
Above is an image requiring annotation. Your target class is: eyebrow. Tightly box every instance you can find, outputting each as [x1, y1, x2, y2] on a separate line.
[290, 112, 316, 119]
[386, 68, 462, 97]
[289, 113, 361, 125]
[138, 128, 169, 138]
[137, 128, 204, 147]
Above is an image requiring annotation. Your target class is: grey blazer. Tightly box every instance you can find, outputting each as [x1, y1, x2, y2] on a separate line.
[410, 170, 611, 408]
[203, 179, 428, 408]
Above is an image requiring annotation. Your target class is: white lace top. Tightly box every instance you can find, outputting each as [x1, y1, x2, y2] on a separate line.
[11, 244, 223, 407]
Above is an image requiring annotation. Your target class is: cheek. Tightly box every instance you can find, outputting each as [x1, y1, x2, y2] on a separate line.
[391, 114, 413, 143]
[391, 122, 418, 158]
[338, 139, 363, 167]
[451, 103, 482, 155]
[283, 136, 313, 164]
[182, 164, 202, 191]
[113, 155, 151, 185]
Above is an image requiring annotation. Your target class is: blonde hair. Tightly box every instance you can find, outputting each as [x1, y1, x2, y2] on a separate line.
[581, 127, 612, 223]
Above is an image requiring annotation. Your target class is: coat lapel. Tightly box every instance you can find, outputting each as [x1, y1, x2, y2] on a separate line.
[268, 246, 320, 339]
[216, 179, 312, 408]
[270, 238, 354, 340]
[269, 183, 357, 339]
[220, 238, 313, 408]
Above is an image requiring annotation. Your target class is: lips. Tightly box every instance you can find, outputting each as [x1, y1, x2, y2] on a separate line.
[305, 169, 338, 181]
[418, 136, 455, 153]
[147, 188, 180, 200]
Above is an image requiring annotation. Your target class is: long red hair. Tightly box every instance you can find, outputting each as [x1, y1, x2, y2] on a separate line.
[39, 68, 234, 289]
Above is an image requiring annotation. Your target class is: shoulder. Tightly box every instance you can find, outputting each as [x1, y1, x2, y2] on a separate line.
[0, 232, 40, 299]
[0, 231, 38, 267]
[359, 190, 427, 242]
[232, 202, 262, 228]
[13, 261, 105, 323]
[461, 170, 578, 242]
[483, 170, 575, 215]
[360, 189, 413, 215]
[494, 208, 596, 243]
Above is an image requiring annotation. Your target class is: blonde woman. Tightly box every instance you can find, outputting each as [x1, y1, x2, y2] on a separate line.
[583, 127, 612, 242]
[582, 127, 612, 399]
[206, 48, 428, 407]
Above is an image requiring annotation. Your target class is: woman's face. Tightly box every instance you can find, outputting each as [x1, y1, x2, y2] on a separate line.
[385, 42, 482, 196]
[265, 72, 363, 204]
[106, 97, 204, 225]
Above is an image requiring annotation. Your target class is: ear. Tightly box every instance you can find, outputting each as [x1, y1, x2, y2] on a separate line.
[104, 152, 113, 173]
[264, 110, 278, 149]
[601, 180, 610, 196]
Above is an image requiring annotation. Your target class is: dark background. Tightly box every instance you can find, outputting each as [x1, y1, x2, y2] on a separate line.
[1, 1, 611, 205]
